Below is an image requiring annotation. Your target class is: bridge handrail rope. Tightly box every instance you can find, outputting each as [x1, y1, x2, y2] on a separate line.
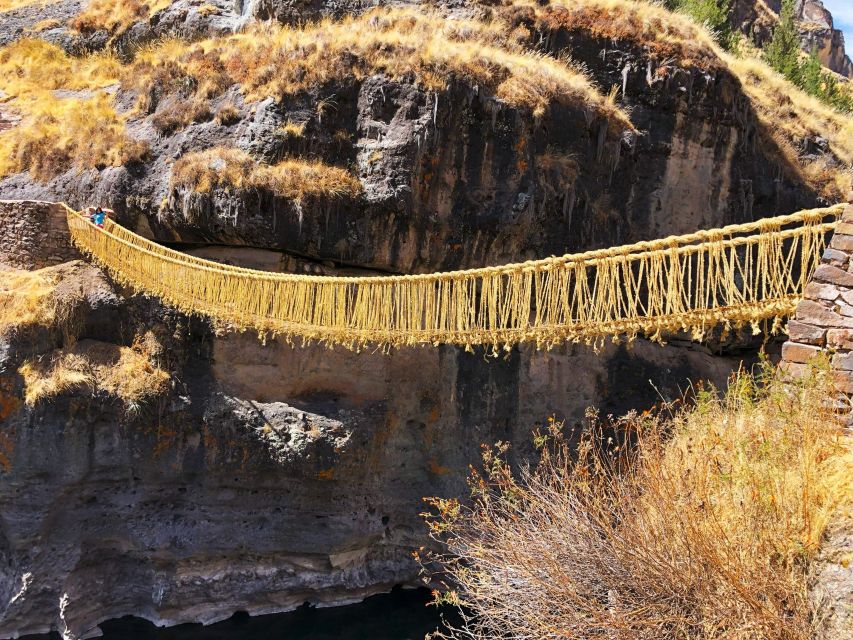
[63, 203, 845, 350]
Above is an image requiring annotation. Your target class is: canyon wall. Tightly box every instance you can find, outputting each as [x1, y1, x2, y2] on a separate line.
[0, 201, 758, 639]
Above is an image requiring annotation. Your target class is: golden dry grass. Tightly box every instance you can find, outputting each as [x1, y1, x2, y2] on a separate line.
[0, 39, 146, 180]
[530, 0, 722, 68]
[19, 334, 170, 408]
[0, 92, 149, 180]
[425, 360, 853, 639]
[71, 0, 173, 36]
[126, 7, 632, 125]
[0, 0, 47, 12]
[0, 267, 58, 330]
[0, 38, 121, 96]
[171, 147, 362, 200]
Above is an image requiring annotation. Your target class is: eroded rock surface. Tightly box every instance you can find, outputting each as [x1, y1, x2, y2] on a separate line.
[0, 201, 766, 638]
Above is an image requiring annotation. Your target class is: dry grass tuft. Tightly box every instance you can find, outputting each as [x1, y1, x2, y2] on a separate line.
[0, 39, 146, 180]
[126, 7, 632, 126]
[424, 360, 853, 640]
[171, 147, 362, 201]
[531, 0, 721, 68]
[29, 18, 61, 32]
[151, 97, 212, 134]
[279, 119, 306, 138]
[0, 267, 58, 331]
[214, 102, 240, 126]
[19, 334, 170, 409]
[0, 0, 47, 12]
[71, 0, 173, 37]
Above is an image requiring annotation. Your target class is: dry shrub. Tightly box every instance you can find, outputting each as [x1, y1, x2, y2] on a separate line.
[0, 267, 58, 330]
[214, 102, 240, 126]
[151, 97, 212, 134]
[71, 0, 173, 36]
[424, 360, 853, 640]
[171, 147, 362, 200]
[19, 334, 170, 410]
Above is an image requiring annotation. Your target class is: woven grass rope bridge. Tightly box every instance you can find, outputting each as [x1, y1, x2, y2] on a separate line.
[65, 204, 845, 351]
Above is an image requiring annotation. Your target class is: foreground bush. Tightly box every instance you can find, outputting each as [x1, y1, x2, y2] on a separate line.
[424, 360, 853, 640]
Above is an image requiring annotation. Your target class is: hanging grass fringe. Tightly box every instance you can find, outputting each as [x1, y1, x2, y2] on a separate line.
[64, 204, 845, 351]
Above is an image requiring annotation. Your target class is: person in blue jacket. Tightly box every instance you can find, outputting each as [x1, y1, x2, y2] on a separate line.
[90, 207, 107, 228]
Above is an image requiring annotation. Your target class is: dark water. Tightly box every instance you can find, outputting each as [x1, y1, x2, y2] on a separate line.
[21, 588, 454, 640]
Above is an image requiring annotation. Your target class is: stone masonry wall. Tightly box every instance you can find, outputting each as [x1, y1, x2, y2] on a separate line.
[0, 200, 81, 269]
[781, 202, 853, 426]
[781, 201, 853, 640]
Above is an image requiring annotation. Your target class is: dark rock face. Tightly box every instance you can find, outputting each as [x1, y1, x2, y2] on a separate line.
[0, 266, 753, 636]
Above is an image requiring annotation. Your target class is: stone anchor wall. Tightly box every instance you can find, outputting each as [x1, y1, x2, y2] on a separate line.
[0, 200, 81, 269]
[783, 201, 853, 640]
[781, 201, 853, 425]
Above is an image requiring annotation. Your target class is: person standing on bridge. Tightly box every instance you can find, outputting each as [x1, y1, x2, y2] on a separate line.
[90, 207, 108, 228]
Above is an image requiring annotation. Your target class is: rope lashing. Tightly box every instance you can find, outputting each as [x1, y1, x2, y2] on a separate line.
[64, 204, 845, 350]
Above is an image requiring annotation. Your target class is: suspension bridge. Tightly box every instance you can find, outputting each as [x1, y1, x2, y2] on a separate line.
[64, 204, 845, 350]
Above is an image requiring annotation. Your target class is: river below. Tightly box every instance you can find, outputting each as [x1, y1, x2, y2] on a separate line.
[20, 588, 455, 640]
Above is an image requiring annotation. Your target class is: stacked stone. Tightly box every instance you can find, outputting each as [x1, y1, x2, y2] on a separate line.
[781, 202, 853, 426]
[0, 200, 81, 270]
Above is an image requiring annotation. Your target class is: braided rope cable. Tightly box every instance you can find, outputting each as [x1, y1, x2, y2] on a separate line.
[63, 204, 844, 350]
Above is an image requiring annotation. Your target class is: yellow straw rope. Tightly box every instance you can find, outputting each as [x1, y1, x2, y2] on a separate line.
[63, 204, 845, 350]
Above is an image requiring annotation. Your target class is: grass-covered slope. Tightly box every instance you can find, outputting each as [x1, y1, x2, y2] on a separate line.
[0, 0, 849, 202]
[523, 0, 853, 199]
[0, 5, 631, 182]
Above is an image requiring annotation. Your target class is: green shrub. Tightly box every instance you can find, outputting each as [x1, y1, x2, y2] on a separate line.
[666, 0, 738, 50]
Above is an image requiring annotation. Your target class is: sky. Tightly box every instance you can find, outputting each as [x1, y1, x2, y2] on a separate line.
[822, 0, 853, 52]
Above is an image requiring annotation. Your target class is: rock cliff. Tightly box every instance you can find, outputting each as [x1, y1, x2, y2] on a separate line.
[733, 0, 853, 78]
[796, 0, 853, 79]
